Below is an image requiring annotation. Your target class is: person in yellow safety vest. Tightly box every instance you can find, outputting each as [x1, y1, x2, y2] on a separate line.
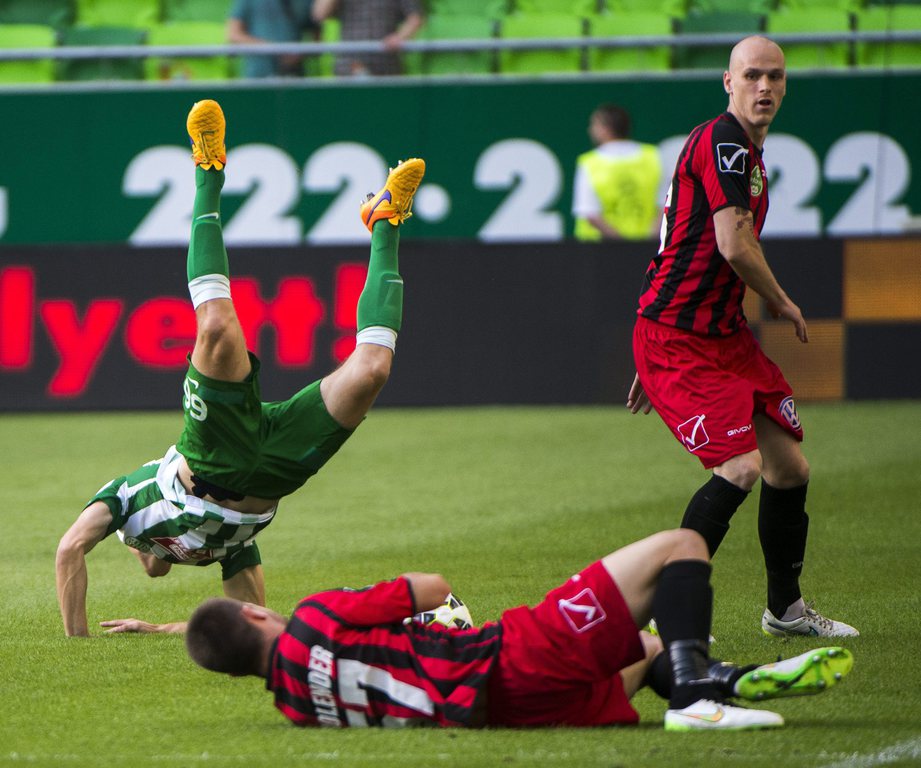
[573, 104, 663, 241]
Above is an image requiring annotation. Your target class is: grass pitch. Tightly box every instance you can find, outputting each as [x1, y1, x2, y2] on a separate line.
[1, 401, 919, 767]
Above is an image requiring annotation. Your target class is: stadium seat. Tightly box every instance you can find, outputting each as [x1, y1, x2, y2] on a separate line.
[57, 25, 146, 81]
[0, 0, 74, 30]
[514, 0, 598, 15]
[499, 14, 585, 74]
[419, 14, 497, 75]
[606, 0, 689, 18]
[766, 8, 852, 68]
[856, 5, 921, 66]
[429, 0, 509, 18]
[688, 0, 776, 11]
[588, 12, 672, 72]
[145, 21, 231, 80]
[75, 0, 160, 28]
[0, 24, 56, 84]
[674, 12, 765, 69]
[162, 0, 232, 23]
[778, 0, 859, 9]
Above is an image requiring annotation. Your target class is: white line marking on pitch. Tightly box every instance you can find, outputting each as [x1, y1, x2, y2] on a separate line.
[818, 737, 921, 768]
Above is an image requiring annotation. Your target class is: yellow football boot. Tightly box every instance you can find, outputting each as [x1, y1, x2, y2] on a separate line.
[187, 99, 226, 171]
[360, 158, 426, 232]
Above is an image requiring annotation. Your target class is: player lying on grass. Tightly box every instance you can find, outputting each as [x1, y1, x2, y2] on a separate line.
[55, 99, 425, 637]
[186, 528, 853, 731]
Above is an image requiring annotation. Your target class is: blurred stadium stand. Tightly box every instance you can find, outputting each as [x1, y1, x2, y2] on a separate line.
[0, 0, 918, 83]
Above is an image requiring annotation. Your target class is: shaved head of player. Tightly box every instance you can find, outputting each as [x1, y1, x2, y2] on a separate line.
[724, 36, 786, 146]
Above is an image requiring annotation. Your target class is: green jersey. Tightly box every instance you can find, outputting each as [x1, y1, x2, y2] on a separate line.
[90, 445, 276, 580]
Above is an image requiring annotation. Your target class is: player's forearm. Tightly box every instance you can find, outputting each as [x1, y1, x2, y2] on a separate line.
[715, 207, 792, 310]
[725, 242, 791, 309]
[55, 546, 90, 637]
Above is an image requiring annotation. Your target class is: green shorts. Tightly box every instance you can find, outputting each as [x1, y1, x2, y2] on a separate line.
[176, 353, 354, 499]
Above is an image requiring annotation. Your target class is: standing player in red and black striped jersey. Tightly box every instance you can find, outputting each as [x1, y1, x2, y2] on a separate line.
[628, 36, 857, 637]
[185, 528, 854, 731]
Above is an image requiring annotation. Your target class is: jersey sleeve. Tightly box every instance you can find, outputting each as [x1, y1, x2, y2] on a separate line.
[86, 475, 129, 537]
[695, 118, 753, 214]
[305, 577, 415, 627]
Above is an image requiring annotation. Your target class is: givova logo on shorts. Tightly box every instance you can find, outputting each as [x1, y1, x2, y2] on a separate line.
[677, 414, 710, 453]
[183, 377, 208, 421]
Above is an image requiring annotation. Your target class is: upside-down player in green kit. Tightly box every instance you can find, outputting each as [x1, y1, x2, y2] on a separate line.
[55, 99, 425, 637]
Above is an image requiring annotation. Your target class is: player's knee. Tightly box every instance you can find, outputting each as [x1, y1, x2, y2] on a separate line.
[716, 452, 763, 491]
[673, 528, 709, 561]
[196, 311, 234, 349]
[355, 349, 391, 394]
[767, 454, 810, 488]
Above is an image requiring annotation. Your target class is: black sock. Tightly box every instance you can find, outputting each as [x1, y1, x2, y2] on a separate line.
[707, 660, 757, 698]
[759, 481, 808, 617]
[644, 653, 757, 700]
[643, 651, 673, 700]
[651, 560, 721, 708]
[681, 475, 750, 556]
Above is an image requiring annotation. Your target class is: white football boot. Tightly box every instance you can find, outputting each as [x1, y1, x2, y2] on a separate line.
[762, 603, 859, 638]
[664, 699, 783, 731]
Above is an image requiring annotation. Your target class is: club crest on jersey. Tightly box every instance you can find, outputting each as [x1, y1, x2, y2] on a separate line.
[750, 165, 764, 196]
[558, 588, 606, 633]
[677, 414, 710, 453]
[717, 143, 747, 174]
[779, 396, 801, 430]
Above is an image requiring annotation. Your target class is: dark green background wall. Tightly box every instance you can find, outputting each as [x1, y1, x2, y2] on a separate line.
[0, 72, 917, 244]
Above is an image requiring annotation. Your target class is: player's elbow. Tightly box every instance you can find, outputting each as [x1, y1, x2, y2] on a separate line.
[55, 530, 85, 567]
[719, 241, 751, 266]
[405, 572, 452, 611]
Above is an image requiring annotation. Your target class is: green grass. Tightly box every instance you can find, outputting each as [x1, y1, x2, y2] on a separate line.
[1, 402, 920, 767]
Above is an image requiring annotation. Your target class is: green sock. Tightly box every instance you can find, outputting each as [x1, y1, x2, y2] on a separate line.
[357, 220, 402, 333]
[187, 168, 231, 308]
[187, 167, 228, 283]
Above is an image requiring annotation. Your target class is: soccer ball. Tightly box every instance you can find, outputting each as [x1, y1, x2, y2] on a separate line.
[412, 593, 474, 630]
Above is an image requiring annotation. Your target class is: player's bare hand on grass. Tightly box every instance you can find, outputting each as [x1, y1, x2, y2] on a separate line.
[626, 373, 653, 415]
[100, 618, 185, 634]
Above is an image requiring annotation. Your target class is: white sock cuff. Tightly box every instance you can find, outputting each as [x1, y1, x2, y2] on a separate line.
[189, 274, 231, 309]
[356, 325, 398, 351]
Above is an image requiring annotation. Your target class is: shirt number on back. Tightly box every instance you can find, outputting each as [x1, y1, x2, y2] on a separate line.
[337, 659, 434, 727]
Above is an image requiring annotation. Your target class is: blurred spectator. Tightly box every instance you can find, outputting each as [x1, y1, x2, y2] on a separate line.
[312, 0, 424, 76]
[572, 104, 663, 241]
[228, 0, 318, 78]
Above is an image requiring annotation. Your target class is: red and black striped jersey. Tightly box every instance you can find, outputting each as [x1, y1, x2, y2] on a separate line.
[266, 577, 502, 728]
[638, 112, 769, 336]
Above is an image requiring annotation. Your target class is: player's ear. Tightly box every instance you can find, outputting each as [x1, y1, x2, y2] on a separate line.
[240, 603, 271, 622]
[723, 71, 732, 94]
